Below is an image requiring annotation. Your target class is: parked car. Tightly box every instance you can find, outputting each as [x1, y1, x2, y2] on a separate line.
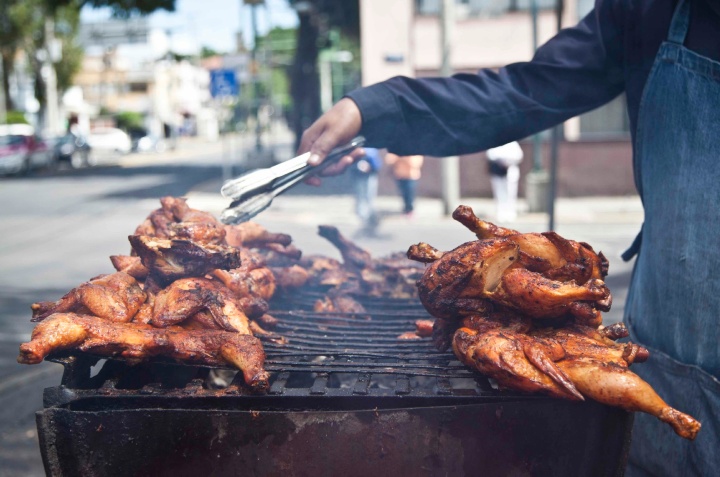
[54, 132, 93, 168]
[86, 127, 132, 155]
[0, 124, 56, 175]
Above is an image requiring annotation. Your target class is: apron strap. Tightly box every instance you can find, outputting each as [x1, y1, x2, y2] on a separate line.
[667, 0, 691, 44]
[622, 225, 643, 262]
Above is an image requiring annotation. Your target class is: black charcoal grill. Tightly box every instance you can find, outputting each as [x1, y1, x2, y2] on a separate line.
[36, 289, 633, 477]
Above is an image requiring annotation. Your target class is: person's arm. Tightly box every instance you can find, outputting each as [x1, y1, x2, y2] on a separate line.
[348, 1, 625, 156]
[300, 0, 625, 165]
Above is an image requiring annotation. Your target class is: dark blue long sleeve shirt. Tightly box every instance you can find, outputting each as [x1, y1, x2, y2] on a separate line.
[346, 0, 720, 157]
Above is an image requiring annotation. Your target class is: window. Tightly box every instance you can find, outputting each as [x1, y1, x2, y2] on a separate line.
[415, 0, 556, 17]
[579, 94, 631, 139]
[129, 82, 148, 93]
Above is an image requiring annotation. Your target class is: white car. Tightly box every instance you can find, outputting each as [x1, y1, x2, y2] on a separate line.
[86, 127, 132, 155]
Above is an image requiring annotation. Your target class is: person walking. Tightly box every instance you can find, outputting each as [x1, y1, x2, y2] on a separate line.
[385, 152, 424, 217]
[350, 147, 382, 233]
[297, 1, 720, 475]
[486, 141, 523, 222]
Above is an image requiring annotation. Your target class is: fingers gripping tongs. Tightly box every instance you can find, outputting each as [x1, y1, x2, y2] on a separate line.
[220, 136, 365, 224]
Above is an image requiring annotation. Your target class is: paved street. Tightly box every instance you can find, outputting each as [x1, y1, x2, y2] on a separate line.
[0, 133, 643, 475]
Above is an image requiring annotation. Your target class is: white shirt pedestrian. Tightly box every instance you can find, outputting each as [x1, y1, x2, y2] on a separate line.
[486, 141, 523, 222]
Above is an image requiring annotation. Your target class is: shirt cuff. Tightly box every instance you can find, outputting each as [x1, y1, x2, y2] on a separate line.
[345, 83, 404, 148]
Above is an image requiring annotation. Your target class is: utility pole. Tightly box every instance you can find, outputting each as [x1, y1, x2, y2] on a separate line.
[525, 0, 550, 213]
[43, 18, 61, 135]
[247, 0, 263, 152]
[0, 57, 6, 124]
[548, 0, 564, 231]
[440, 0, 460, 215]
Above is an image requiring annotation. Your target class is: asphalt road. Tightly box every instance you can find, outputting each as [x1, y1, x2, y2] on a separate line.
[0, 134, 643, 476]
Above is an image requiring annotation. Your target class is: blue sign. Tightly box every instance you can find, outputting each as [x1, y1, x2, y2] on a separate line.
[210, 69, 239, 98]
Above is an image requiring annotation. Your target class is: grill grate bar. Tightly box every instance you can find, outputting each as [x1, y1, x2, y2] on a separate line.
[352, 373, 371, 395]
[264, 365, 475, 379]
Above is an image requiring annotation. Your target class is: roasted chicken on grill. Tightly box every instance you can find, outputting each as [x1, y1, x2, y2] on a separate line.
[409, 239, 609, 325]
[453, 315, 700, 440]
[19, 197, 305, 391]
[18, 313, 269, 392]
[407, 205, 700, 440]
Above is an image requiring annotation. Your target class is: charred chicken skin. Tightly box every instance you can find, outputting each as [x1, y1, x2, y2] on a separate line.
[129, 235, 241, 286]
[18, 313, 269, 392]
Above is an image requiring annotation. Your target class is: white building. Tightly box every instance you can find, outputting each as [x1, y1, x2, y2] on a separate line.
[74, 26, 216, 139]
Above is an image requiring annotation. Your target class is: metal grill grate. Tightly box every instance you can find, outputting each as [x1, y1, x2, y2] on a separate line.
[45, 289, 532, 404]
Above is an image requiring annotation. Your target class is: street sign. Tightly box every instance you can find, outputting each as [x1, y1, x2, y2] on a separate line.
[79, 18, 149, 49]
[210, 69, 239, 98]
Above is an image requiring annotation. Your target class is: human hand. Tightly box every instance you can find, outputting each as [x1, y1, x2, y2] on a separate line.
[298, 98, 363, 185]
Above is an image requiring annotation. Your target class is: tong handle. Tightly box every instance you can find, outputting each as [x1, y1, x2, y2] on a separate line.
[221, 137, 364, 201]
[222, 136, 366, 224]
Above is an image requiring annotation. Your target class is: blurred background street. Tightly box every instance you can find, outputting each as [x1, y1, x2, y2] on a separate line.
[0, 0, 642, 475]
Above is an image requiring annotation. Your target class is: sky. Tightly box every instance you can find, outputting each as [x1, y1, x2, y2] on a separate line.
[80, 0, 300, 55]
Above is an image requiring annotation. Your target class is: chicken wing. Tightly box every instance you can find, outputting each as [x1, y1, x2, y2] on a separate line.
[223, 221, 292, 248]
[318, 225, 373, 272]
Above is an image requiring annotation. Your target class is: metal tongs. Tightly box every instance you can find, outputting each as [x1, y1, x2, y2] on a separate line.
[220, 136, 366, 224]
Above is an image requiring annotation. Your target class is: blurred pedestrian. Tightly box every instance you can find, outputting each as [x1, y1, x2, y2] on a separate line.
[385, 152, 424, 217]
[486, 141, 523, 222]
[350, 147, 382, 232]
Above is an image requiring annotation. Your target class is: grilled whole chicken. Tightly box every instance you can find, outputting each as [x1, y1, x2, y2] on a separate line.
[452, 205, 609, 284]
[453, 315, 700, 440]
[409, 239, 609, 325]
[18, 313, 269, 392]
[408, 207, 700, 441]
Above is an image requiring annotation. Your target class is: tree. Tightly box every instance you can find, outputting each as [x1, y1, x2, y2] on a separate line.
[47, 0, 175, 17]
[0, 0, 30, 111]
[1, 0, 177, 119]
[286, 0, 360, 149]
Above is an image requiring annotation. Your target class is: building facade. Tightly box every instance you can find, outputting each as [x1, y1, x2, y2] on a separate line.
[359, 0, 635, 198]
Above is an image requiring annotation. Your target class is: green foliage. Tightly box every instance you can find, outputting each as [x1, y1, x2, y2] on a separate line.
[114, 111, 144, 130]
[2, 111, 30, 125]
[53, 3, 84, 94]
[48, 0, 175, 17]
[254, 27, 298, 109]
[200, 46, 221, 59]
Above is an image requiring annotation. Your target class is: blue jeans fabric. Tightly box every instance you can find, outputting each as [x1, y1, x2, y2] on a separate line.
[354, 173, 378, 226]
[625, 0, 720, 474]
[396, 179, 417, 213]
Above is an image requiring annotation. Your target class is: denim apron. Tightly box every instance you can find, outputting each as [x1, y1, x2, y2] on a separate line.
[623, 0, 720, 475]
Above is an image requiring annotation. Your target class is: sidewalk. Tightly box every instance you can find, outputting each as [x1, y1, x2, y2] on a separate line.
[187, 191, 644, 253]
